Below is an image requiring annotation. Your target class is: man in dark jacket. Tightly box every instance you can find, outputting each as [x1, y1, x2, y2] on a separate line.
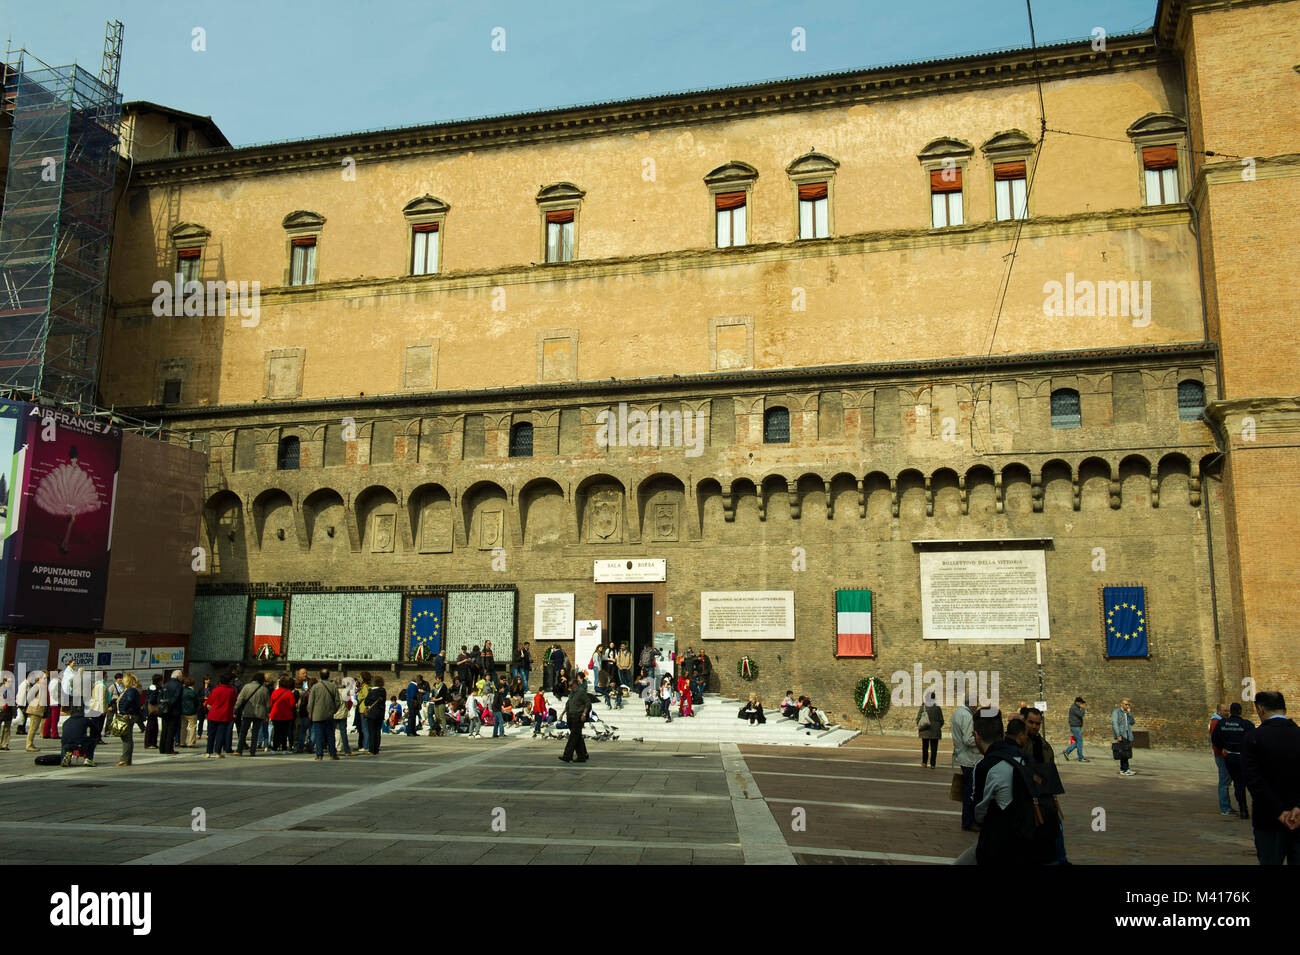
[405, 677, 422, 736]
[973, 713, 1038, 866]
[559, 680, 592, 764]
[1212, 702, 1256, 818]
[59, 711, 98, 767]
[1061, 696, 1088, 761]
[1022, 707, 1068, 864]
[427, 677, 450, 736]
[1241, 691, 1300, 864]
[158, 671, 184, 755]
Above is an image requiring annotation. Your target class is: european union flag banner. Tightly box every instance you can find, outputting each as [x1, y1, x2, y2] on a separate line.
[408, 597, 443, 662]
[1104, 586, 1149, 657]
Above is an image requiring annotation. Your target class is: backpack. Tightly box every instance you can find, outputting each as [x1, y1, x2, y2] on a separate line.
[639, 647, 653, 667]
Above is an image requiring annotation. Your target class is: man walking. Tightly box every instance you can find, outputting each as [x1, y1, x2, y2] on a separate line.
[308, 669, 341, 760]
[1210, 703, 1233, 816]
[951, 693, 981, 831]
[559, 679, 591, 764]
[1111, 698, 1136, 775]
[1061, 696, 1088, 761]
[1023, 706, 1068, 864]
[158, 670, 184, 755]
[491, 677, 508, 738]
[1241, 691, 1300, 865]
[1212, 702, 1255, 818]
[973, 713, 1037, 865]
[235, 672, 270, 756]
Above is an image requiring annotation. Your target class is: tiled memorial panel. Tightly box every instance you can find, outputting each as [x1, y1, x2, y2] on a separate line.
[190, 595, 249, 661]
[287, 592, 401, 661]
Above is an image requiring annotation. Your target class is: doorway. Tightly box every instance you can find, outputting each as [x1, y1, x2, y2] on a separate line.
[607, 593, 653, 676]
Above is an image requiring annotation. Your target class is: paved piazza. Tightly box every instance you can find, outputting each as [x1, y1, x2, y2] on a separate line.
[0, 733, 1259, 866]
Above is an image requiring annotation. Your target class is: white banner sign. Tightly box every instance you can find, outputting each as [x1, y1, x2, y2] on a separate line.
[574, 620, 602, 679]
[594, 559, 665, 583]
[94, 637, 127, 651]
[534, 593, 575, 643]
[700, 591, 794, 640]
[919, 549, 1050, 642]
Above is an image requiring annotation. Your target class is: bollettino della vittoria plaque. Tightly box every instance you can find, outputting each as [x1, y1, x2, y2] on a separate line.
[919, 549, 1050, 642]
[447, 590, 515, 654]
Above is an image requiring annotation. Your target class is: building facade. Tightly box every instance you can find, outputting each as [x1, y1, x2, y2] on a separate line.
[96, 0, 1299, 745]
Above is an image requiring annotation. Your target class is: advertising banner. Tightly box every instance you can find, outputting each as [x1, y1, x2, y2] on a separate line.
[1, 405, 122, 629]
[0, 401, 29, 618]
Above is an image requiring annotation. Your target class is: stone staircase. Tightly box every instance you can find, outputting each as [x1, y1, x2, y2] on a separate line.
[545, 690, 859, 748]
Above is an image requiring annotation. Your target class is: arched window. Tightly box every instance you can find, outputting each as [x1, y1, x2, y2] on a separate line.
[1177, 380, 1206, 421]
[277, 436, 300, 470]
[764, 406, 790, 444]
[509, 422, 534, 458]
[1050, 389, 1081, 429]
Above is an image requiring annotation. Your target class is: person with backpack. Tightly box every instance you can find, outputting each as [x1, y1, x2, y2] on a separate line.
[972, 713, 1039, 866]
[234, 672, 270, 756]
[1212, 702, 1256, 819]
[308, 669, 341, 761]
[362, 677, 386, 754]
[916, 690, 944, 768]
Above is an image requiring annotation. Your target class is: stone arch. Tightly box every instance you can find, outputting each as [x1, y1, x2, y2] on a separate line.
[931, 467, 961, 521]
[1002, 463, 1032, 515]
[1042, 459, 1073, 511]
[696, 477, 724, 538]
[462, 480, 510, 550]
[520, 477, 567, 546]
[731, 477, 760, 527]
[796, 472, 827, 522]
[356, 484, 399, 553]
[828, 471, 858, 522]
[409, 482, 453, 553]
[761, 472, 793, 523]
[966, 465, 997, 522]
[1158, 452, 1191, 506]
[302, 487, 346, 549]
[251, 488, 295, 550]
[204, 490, 245, 573]
[637, 473, 686, 543]
[864, 471, 892, 525]
[1119, 454, 1152, 508]
[897, 468, 926, 523]
[1078, 456, 1112, 511]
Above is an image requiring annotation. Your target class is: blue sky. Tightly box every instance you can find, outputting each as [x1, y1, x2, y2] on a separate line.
[2, 0, 1160, 147]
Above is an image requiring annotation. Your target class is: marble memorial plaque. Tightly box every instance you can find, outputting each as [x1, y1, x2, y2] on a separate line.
[919, 549, 1050, 642]
[700, 591, 794, 640]
[534, 593, 574, 643]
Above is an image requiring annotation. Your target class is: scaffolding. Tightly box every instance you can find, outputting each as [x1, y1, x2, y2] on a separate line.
[0, 21, 123, 407]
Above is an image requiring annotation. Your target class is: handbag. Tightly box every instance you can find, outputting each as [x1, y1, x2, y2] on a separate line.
[109, 712, 132, 737]
[26, 703, 47, 718]
[1111, 740, 1133, 760]
[949, 772, 965, 802]
[918, 708, 932, 732]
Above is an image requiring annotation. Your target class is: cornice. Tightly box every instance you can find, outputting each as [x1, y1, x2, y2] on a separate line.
[113, 204, 1193, 315]
[124, 342, 1217, 426]
[1156, 0, 1296, 49]
[131, 35, 1163, 186]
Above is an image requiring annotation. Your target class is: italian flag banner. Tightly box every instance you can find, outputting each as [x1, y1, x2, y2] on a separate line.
[253, 598, 284, 656]
[836, 590, 872, 657]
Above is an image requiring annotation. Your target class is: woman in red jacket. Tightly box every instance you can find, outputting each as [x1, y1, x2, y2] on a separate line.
[204, 673, 238, 759]
[269, 675, 296, 752]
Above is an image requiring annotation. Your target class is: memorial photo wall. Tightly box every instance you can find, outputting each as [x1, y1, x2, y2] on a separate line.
[188, 587, 518, 663]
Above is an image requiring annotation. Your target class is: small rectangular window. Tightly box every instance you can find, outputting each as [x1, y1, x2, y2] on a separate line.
[993, 162, 1028, 221]
[797, 182, 829, 239]
[412, 223, 439, 275]
[715, 192, 747, 248]
[1142, 147, 1179, 206]
[177, 247, 201, 284]
[545, 210, 574, 262]
[930, 168, 963, 227]
[162, 378, 182, 404]
[290, 237, 317, 286]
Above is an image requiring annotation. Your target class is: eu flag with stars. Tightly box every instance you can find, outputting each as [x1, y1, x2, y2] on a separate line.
[408, 597, 443, 659]
[1104, 586, 1148, 658]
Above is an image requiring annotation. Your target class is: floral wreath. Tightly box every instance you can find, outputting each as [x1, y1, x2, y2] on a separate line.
[854, 676, 890, 717]
[737, 656, 757, 681]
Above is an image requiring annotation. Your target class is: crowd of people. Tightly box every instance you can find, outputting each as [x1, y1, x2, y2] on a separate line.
[914, 689, 1300, 866]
